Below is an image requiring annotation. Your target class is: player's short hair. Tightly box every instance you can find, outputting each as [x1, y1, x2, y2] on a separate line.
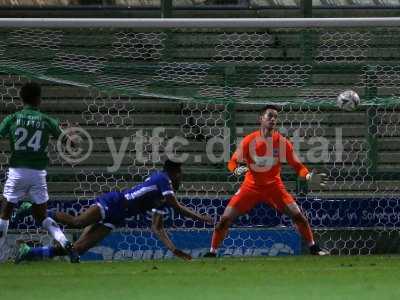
[20, 82, 41, 105]
[260, 104, 279, 115]
[163, 160, 182, 173]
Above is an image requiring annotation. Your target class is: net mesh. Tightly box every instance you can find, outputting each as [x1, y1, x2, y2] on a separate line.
[0, 24, 400, 260]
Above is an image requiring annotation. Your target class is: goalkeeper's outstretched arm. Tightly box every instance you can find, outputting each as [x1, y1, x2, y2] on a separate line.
[151, 211, 192, 260]
[285, 139, 327, 187]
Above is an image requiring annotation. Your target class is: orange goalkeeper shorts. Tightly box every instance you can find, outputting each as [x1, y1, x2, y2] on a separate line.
[227, 181, 295, 214]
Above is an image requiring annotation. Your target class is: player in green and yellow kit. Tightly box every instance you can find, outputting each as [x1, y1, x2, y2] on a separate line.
[0, 82, 77, 262]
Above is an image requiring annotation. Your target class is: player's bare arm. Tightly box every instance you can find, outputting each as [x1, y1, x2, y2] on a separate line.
[165, 194, 213, 225]
[151, 211, 192, 260]
[285, 139, 328, 188]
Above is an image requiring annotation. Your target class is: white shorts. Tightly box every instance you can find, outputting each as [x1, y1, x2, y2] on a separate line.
[3, 168, 49, 204]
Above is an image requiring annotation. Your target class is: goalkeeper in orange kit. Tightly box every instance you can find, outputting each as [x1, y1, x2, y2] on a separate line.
[205, 105, 329, 257]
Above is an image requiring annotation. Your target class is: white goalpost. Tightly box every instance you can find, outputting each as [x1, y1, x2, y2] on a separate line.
[1, 17, 400, 28]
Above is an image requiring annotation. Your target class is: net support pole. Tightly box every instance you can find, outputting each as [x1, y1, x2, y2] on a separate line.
[366, 107, 378, 178]
[301, 16, 314, 64]
[224, 66, 237, 158]
[298, 0, 313, 196]
[365, 67, 379, 178]
[301, 0, 313, 18]
[161, 0, 173, 18]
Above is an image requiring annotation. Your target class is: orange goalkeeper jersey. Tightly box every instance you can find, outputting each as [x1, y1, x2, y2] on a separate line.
[228, 130, 309, 186]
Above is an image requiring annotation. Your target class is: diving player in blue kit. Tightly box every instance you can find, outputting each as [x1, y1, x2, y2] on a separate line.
[15, 160, 213, 263]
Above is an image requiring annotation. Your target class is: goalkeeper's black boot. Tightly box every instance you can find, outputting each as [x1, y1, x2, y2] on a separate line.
[203, 252, 217, 258]
[310, 244, 329, 256]
[65, 241, 80, 263]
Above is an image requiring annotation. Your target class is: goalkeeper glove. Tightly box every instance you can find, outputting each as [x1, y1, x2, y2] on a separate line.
[233, 166, 249, 176]
[306, 169, 328, 188]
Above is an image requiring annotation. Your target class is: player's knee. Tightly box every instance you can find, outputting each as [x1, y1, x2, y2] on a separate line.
[0, 201, 14, 219]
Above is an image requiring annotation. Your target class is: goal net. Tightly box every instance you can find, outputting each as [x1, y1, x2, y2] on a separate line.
[0, 18, 399, 260]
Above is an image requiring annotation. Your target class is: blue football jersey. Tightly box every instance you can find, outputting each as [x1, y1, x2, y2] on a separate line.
[122, 171, 174, 217]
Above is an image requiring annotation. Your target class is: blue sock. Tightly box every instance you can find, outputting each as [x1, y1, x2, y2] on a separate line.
[29, 246, 55, 259]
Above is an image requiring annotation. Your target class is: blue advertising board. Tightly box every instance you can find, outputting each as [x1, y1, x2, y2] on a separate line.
[80, 228, 301, 260]
[11, 197, 400, 229]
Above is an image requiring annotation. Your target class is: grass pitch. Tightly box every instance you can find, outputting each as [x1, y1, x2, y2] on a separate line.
[1, 256, 399, 300]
